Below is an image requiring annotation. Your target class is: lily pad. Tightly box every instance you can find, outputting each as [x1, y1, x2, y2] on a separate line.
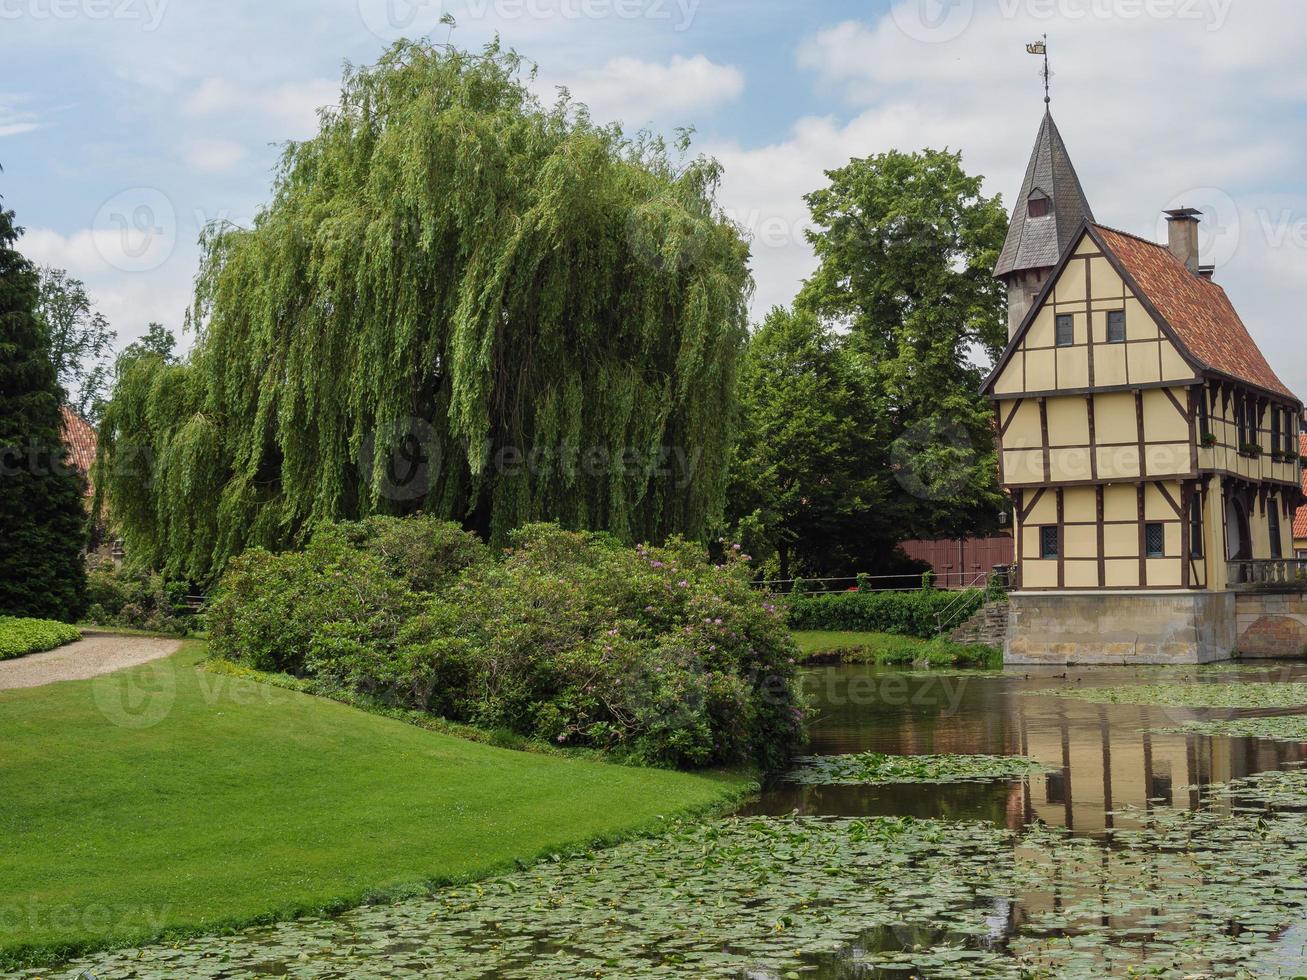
[1025, 681, 1307, 709]
[784, 752, 1047, 786]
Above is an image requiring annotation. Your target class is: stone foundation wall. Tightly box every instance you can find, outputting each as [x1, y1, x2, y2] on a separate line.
[1006, 591, 1237, 665]
[1234, 594, 1307, 659]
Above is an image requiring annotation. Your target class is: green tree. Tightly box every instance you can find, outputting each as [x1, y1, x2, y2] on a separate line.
[797, 148, 1008, 541]
[728, 307, 899, 579]
[36, 267, 117, 422]
[0, 204, 87, 620]
[97, 41, 751, 585]
[117, 322, 177, 368]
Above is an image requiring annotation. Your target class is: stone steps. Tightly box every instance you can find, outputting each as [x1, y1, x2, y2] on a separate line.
[948, 601, 1009, 647]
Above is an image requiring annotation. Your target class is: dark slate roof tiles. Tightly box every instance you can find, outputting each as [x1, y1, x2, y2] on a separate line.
[994, 110, 1095, 279]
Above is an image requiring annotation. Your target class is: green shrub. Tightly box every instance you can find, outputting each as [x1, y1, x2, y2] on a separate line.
[333, 515, 491, 592]
[786, 588, 986, 639]
[83, 565, 192, 634]
[0, 617, 81, 660]
[206, 531, 417, 674]
[793, 631, 1001, 669]
[207, 520, 805, 770]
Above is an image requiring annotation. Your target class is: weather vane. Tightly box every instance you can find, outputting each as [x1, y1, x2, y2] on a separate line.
[1026, 35, 1050, 105]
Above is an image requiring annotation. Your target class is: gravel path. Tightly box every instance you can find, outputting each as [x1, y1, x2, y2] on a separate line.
[0, 633, 182, 690]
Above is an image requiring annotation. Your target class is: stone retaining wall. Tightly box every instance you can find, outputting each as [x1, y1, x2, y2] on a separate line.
[1235, 593, 1307, 659]
[1005, 591, 1236, 665]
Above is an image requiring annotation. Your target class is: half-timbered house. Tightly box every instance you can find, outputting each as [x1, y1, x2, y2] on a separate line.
[984, 109, 1304, 663]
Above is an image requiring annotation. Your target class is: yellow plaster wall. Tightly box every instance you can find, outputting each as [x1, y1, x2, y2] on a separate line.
[1014, 481, 1188, 591]
[991, 230, 1196, 399]
[996, 232, 1301, 597]
[1196, 382, 1302, 486]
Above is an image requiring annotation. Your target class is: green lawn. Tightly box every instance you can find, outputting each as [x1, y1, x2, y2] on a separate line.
[792, 630, 922, 655]
[0, 641, 750, 969]
[792, 630, 1000, 667]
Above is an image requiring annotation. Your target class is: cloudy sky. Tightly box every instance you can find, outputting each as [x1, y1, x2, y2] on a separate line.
[4, 0, 1306, 393]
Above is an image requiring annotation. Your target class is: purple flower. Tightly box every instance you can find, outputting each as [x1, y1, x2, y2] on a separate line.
[556, 734, 567, 743]
[678, 580, 689, 588]
[732, 543, 742, 551]
[644, 605, 655, 613]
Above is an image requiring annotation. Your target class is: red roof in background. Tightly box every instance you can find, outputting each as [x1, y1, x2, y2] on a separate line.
[1296, 434, 1307, 542]
[60, 406, 96, 494]
[1094, 225, 1297, 401]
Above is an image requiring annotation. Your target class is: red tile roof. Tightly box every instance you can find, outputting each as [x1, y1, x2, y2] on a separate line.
[1296, 434, 1307, 542]
[1094, 225, 1296, 401]
[60, 406, 97, 494]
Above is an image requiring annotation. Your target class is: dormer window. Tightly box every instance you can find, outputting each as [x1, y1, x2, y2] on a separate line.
[1027, 191, 1051, 218]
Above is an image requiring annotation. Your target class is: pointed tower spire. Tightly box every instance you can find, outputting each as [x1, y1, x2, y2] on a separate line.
[994, 109, 1095, 337]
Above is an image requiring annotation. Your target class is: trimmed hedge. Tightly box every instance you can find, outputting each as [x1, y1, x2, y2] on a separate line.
[0, 617, 82, 661]
[786, 588, 986, 639]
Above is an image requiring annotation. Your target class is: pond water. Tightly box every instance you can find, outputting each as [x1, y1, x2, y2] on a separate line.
[748, 663, 1307, 831]
[28, 661, 1307, 978]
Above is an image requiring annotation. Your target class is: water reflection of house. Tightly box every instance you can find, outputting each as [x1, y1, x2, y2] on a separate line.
[984, 106, 1305, 664]
[1015, 688, 1306, 834]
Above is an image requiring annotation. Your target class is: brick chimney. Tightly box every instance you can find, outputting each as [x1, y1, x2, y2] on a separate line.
[1164, 207, 1202, 274]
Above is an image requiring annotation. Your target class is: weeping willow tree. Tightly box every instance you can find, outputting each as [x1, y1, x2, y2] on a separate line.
[97, 41, 751, 584]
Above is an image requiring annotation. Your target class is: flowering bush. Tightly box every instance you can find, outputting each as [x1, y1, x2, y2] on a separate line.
[207, 519, 804, 770]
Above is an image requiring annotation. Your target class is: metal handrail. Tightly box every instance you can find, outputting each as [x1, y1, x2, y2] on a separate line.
[934, 571, 995, 637]
[756, 571, 993, 595]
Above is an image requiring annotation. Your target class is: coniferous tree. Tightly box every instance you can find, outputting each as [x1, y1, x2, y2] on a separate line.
[0, 200, 87, 620]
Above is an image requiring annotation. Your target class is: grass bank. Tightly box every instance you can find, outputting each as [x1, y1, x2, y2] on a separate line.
[0, 641, 752, 970]
[793, 630, 1001, 668]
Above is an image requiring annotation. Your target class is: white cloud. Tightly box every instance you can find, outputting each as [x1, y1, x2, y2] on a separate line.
[0, 95, 41, 138]
[184, 77, 242, 115]
[185, 76, 338, 139]
[711, 0, 1307, 395]
[18, 227, 196, 354]
[184, 138, 248, 173]
[556, 54, 744, 124]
